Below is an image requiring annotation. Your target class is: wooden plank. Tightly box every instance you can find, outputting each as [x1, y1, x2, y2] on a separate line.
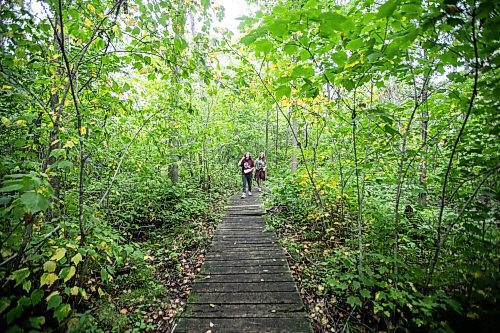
[196, 273, 294, 283]
[175, 318, 313, 333]
[207, 248, 283, 254]
[200, 265, 290, 275]
[204, 258, 287, 267]
[212, 239, 278, 244]
[205, 253, 286, 261]
[192, 281, 297, 293]
[188, 291, 303, 304]
[186, 303, 306, 318]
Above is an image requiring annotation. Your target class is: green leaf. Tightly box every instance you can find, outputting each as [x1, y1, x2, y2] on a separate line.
[30, 289, 44, 306]
[254, 39, 274, 55]
[240, 34, 256, 46]
[29, 316, 45, 329]
[367, 52, 383, 62]
[275, 85, 291, 99]
[60, 266, 76, 283]
[8, 267, 30, 287]
[43, 260, 57, 273]
[360, 289, 371, 298]
[383, 124, 401, 136]
[46, 292, 62, 311]
[319, 12, 347, 31]
[0, 297, 11, 314]
[6, 303, 23, 324]
[54, 303, 71, 323]
[267, 19, 288, 36]
[346, 38, 364, 51]
[347, 295, 362, 307]
[0, 182, 23, 192]
[22, 280, 31, 293]
[291, 65, 314, 79]
[20, 191, 50, 213]
[377, 0, 398, 19]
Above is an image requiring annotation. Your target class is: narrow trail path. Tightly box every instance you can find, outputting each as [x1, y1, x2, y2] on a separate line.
[175, 193, 313, 333]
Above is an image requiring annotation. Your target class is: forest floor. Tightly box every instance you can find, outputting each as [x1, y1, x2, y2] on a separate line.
[92, 195, 227, 332]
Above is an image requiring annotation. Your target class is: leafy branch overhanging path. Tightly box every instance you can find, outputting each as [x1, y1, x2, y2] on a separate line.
[175, 193, 313, 332]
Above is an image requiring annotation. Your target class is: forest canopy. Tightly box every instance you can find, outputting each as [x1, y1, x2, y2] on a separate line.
[0, 0, 499, 332]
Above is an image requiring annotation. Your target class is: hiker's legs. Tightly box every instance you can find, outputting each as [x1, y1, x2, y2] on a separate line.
[245, 173, 252, 192]
[242, 174, 247, 193]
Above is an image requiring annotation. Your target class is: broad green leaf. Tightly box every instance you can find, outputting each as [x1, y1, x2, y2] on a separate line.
[8, 268, 30, 287]
[30, 289, 44, 306]
[347, 295, 362, 307]
[20, 191, 49, 213]
[346, 38, 364, 51]
[254, 39, 274, 55]
[40, 273, 58, 287]
[29, 316, 45, 329]
[367, 52, 383, 62]
[43, 260, 57, 273]
[0, 297, 10, 313]
[383, 124, 401, 136]
[22, 280, 31, 293]
[360, 289, 371, 298]
[60, 266, 76, 283]
[54, 303, 71, 323]
[0, 183, 23, 192]
[240, 34, 256, 46]
[46, 292, 62, 311]
[377, 0, 398, 19]
[51, 248, 67, 261]
[275, 85, 291, 99]
[291, 65, 314, 79]
[267, 19, 288, 36]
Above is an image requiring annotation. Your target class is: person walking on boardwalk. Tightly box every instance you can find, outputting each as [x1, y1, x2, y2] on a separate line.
[255, 152, 267, 192]
[238, 152, 254, 198]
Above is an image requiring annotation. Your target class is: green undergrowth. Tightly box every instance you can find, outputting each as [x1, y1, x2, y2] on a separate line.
[65, 179, 229, 332]
[264, 171, 499, 333]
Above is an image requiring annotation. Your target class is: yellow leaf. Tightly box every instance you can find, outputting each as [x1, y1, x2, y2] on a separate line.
[43, 260, 57, 273]
[15, 119, 27, 127]
[63, 140, 75, 149]
[66, 243, 77, 249]
[80, 126, 87, 135]
[62, 266, 76, 282]
[2, 84, 12, 89]
[70, 286, 79, 296]
[51, 87, 58, 94]
[98, 287, 105, 296]
[1, 117, 11, 126]
[71, 253, 83, 266]
[84, 17, 93, 27]
[375, 291, 381, 300]
[51, 248, 67, 261]
[87, 4, 95, 12]
[209, 304, 216, 308]
[40, 273, 58, 287]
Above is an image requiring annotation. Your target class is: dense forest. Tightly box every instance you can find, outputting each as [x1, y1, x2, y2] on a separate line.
[0, 0, 498, 332]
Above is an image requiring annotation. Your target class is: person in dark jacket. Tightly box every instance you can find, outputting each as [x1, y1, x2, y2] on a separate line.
[238, 152, 254, 198]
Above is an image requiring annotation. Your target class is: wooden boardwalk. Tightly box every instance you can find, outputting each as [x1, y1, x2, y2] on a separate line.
[175, 193, 312, 333]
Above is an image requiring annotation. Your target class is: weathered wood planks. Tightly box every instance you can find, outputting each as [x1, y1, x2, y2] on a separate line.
[175, 193, 312, 333]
